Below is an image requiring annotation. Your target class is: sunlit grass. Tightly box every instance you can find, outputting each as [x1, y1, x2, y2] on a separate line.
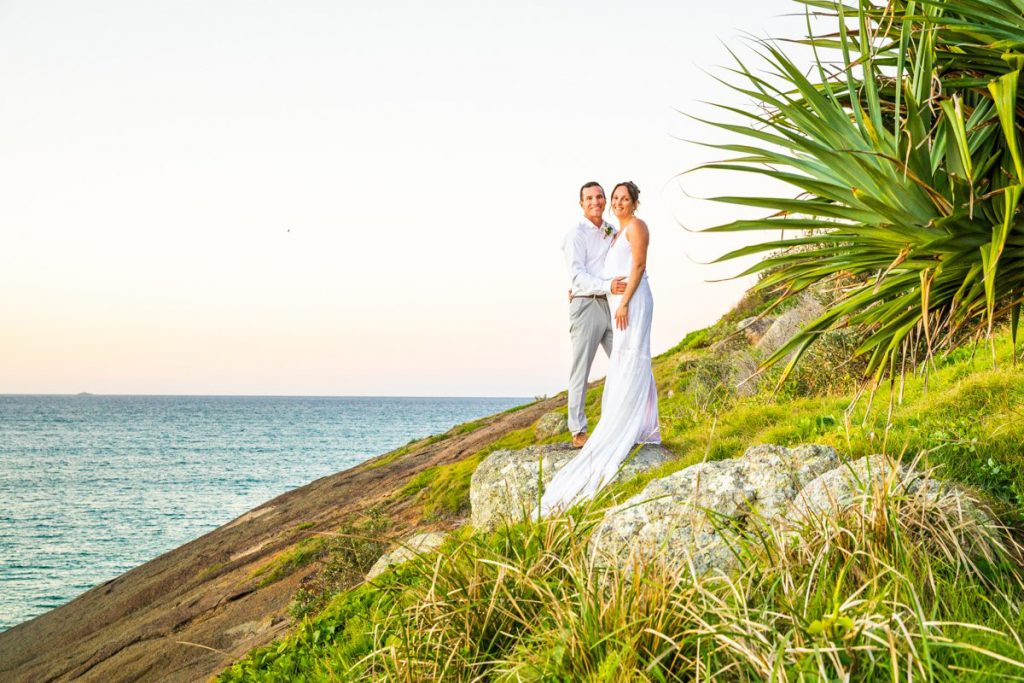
[220, 461, 1024, 681]
[216, 303, 1024, 680]
[219, 291, 1024, 679]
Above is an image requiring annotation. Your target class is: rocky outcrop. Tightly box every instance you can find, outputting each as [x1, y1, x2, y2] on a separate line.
[734, 294, 826, 395]
[470, 444, 575, 530]
[469, 443, 674, 530]
[755, 295, 825, 358]
[736, 316, 774, 344]
[788, 454, 990, 528]
[534, 411, 567, 440]
[588, 444, 839, 574]
[365, 532, 447, 581]
[585, 445, 1003, 577]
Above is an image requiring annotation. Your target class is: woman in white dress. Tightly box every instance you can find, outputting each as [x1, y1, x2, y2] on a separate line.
[538, 181, 661, 518]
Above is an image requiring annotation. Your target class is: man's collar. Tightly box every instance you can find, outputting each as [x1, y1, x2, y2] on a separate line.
[580, 215, 609, 231]
[580, 216, 616, 238]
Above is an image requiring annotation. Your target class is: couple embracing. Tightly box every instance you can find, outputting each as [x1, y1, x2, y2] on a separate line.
[537, 180, 661, 519]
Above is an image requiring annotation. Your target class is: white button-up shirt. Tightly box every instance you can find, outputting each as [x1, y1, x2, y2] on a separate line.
[563, 216, 616, 297]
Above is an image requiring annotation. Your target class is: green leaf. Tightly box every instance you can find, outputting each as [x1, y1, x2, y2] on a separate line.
[988, 69, 1024, 183]
[940, 96, 974, 181]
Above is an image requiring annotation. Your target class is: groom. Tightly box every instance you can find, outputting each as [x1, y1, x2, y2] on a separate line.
[564, 181, 626, 448]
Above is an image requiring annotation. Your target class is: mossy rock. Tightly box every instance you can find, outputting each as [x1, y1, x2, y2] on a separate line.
[365, 531, 447, 581]
[589, 444, 839, 575]
[470, 443, 674, 530]
[535, 410, 567, 440]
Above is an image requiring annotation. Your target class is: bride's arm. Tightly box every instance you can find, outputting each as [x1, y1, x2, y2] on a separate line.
[614, 220, 650, 330]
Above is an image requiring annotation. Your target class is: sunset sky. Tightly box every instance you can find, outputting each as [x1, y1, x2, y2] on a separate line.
[0, 0, 811, 396]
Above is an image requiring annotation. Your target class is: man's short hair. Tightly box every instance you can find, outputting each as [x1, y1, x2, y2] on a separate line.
[579, 181, 604, 201]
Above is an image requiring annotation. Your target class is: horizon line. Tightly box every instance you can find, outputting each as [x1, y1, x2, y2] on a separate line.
[0, 392, 537, 400]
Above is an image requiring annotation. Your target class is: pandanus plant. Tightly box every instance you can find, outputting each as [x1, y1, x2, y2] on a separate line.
[699, 0, 1024, 384]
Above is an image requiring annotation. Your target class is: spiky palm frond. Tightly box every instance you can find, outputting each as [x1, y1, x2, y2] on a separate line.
[699, 0, 1024, 383]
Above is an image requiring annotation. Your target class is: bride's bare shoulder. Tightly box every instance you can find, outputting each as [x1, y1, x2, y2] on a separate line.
[626, 218, 649, 236]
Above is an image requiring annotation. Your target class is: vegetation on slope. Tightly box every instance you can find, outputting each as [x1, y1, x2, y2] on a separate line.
[216, 288, 1024, 680]
[219, 473, 1023, 680]
[700, 0, 1024, 381]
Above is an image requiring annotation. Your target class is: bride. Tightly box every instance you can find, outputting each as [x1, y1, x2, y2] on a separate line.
[538, 181, 661, 518]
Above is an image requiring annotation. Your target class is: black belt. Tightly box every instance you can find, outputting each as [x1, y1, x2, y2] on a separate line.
[572, 294, 606, 299]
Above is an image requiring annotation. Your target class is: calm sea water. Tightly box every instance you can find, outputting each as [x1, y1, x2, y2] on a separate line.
[0, 394, 526, 632]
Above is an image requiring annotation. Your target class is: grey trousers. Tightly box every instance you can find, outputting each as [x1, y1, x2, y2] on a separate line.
[568, 296, 613, 435]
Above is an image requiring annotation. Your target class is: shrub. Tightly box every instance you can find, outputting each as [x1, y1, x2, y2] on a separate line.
[700, 0, 1024, 382]
[287, 505, 391, 619]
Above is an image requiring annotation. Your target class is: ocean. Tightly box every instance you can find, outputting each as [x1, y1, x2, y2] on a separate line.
[0, 394, 526, 632]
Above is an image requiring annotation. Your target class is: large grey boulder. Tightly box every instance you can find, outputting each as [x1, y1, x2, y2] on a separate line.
[790, 454, 911, 515]
[535, 411, 568, 440]
[611, 443, 675, 487]
[365, 531, 447, 581]
[788, 454, 990, 527]
[470, 443, 674, 530]
[589, 444, 839, 575]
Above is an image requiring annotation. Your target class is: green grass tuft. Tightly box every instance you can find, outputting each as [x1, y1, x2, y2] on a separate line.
[251, 537, 326, 588]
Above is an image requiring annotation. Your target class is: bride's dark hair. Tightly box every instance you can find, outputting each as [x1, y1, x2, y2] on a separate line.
[612, 181, 640, 207]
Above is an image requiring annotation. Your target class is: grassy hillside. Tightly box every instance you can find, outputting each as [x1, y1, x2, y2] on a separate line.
[215, 290, 1024, 681]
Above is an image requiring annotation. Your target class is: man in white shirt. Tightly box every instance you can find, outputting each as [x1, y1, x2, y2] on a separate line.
[563, 181, 627, 448]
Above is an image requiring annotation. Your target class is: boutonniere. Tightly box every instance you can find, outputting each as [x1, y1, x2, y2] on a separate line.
[602, 222, 614, 239]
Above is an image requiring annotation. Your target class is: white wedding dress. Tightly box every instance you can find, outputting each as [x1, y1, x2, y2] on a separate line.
[538, 226, 661, 518]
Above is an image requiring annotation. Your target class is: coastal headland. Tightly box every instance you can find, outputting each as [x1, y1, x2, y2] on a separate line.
[3, 282, 1024, 680]
[0, 394, 560, 682]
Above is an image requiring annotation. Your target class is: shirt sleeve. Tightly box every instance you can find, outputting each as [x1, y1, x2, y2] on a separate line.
[563, 229, 611, 296]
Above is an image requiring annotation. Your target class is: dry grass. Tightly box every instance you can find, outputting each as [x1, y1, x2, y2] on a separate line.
[290, 465, 1024, 682]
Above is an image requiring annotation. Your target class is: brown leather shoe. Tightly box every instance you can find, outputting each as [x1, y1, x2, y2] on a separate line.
[571, 432, 588, 448]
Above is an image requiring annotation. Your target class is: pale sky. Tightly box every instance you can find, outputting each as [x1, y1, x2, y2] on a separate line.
[0, 1, 811, 397]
